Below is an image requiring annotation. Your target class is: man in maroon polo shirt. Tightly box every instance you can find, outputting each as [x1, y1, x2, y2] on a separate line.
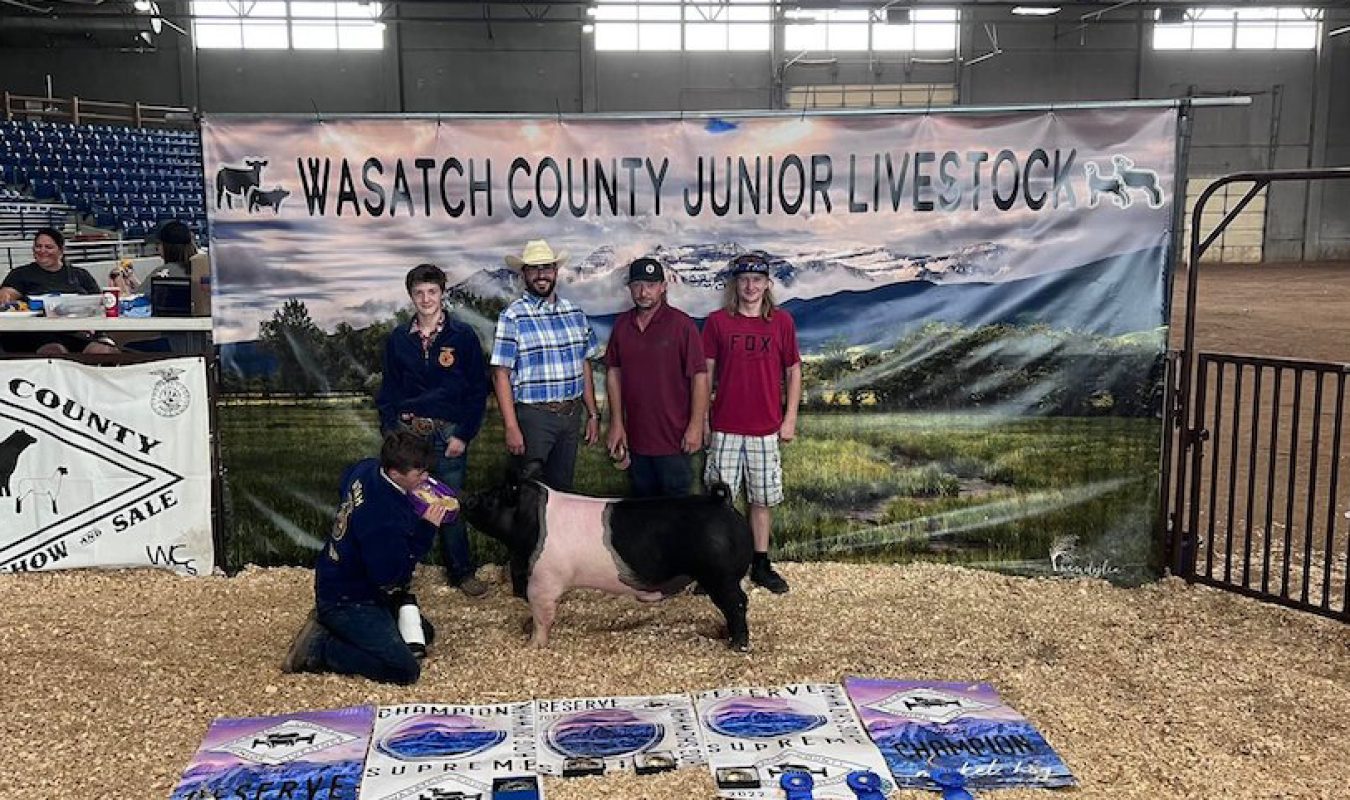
[604, 257, 709, 497]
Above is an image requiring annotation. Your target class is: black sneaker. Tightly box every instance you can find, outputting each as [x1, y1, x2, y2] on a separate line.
[281, 609, 323, 674]
[750, 564, 789, 594]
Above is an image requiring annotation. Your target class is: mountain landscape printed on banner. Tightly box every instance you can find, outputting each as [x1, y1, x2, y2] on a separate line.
[220, 241, 1166, 379]
[449, 239, 1016, 312]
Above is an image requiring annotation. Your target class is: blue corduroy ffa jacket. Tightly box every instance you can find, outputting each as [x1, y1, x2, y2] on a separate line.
[315, 459, 436, 606]
[376, 314, 490, 441]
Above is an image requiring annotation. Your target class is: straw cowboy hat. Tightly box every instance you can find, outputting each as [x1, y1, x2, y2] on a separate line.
[505, 239, 568, 269]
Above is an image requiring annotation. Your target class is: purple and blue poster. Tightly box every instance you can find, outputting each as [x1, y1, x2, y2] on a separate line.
[695, 683, 894, 800]
[533, 694, 704, 778]
[204, 108, 1179, 580]
[844, 677, 1074, 790]
[170, 705, 374, 800]
[359, 702, 538, 800]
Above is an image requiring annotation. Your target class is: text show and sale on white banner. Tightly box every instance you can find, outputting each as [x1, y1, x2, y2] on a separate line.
[0, 357, 213, 575]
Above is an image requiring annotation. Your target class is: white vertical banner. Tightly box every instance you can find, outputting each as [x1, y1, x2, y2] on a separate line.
[0, 357, 213, 575]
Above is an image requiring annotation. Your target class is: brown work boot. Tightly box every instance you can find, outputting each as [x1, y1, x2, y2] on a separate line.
[281, 608, 323, 674]
[455, 575, 491, 599]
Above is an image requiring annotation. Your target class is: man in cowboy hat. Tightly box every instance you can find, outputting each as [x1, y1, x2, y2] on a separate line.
[604, 256, 708, 497]
[489, 239, 600, 490]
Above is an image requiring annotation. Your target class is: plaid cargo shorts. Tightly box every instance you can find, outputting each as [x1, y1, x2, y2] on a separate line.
[704, 431, 784, 507]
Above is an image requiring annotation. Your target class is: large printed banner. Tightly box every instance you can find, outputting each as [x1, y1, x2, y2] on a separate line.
[171, 705, 373, 800]
[843, 676, 1074, 790]
[360, 702, 538, 800]
[0, 357, 213, 575]
[204, 109, 1177, 580]
[533, 694, 705, 777]
[695, 683, 895, 800]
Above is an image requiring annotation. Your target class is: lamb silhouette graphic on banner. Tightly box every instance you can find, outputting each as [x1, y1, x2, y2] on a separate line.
[17, 466, 68, 515]
[1085, 156, 1164, 209]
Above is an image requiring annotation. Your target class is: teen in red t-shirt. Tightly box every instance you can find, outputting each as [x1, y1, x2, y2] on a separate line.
[702, 251, 802, 594]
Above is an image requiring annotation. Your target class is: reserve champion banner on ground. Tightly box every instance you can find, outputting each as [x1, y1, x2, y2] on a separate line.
[0, 357, 213, 576]
[202, 109, 1178, 582]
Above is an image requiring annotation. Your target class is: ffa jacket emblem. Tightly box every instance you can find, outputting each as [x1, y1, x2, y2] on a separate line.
[438, 347, 456, 368]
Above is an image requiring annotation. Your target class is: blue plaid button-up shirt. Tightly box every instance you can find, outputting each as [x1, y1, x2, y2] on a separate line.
[490, 293, 599, 404]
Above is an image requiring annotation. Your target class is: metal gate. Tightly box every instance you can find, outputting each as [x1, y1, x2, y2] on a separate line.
[1164, 168, 1350, 622]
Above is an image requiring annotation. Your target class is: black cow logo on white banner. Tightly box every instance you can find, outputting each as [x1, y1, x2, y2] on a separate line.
[215, 159, 269, 210]
[0, 429, 37, 497]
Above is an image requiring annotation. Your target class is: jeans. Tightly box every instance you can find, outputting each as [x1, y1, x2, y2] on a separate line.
[429, 423, 476, 583]
[628, 453, 695, 497]
[514, 403, 584, 491]
[312, 601, 434, 685]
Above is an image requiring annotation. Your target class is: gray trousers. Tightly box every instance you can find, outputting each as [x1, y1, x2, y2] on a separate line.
[514, 402, 584, 491]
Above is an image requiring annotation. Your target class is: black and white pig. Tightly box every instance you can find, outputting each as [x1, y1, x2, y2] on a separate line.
[462, 467, 754, 651]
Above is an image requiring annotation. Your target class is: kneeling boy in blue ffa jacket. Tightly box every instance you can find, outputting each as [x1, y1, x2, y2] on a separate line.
[282, 432, 450, 685]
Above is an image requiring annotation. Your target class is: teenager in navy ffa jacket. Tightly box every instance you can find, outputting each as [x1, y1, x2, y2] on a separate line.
[282, 432, 448, 685]
[376, 263, 491, 597]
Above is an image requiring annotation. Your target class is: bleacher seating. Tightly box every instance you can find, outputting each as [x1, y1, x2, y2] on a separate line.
[0, 119, 207, 241]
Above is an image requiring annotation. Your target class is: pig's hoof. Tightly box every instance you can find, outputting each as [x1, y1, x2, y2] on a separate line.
[730, 637, 751, 653]
[520, 617, 534, 635]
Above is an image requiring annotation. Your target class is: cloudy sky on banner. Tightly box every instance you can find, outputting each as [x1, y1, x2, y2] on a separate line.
[203, 110, 1176, 344]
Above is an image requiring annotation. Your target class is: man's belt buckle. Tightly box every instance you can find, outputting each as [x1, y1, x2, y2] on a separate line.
[410, 417, 438, 435]
[538, 399, 577, 414]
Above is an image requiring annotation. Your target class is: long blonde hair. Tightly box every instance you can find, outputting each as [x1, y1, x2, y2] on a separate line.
[721, 280, 776, 320]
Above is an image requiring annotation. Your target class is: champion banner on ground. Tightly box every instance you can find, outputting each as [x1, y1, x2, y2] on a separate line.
[843, 676, 1075, 790]
[360, 702, 538, 800]
[203, 109, 1177, 580]
[0, 357, 213, 575]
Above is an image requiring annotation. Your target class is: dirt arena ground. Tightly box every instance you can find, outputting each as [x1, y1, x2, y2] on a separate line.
[0, 262, 1346, 800]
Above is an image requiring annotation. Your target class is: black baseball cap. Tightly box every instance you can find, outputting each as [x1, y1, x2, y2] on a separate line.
[728, 251, 771, 277]
[626, 257, 665, 284]
[147, 219, 194, 246]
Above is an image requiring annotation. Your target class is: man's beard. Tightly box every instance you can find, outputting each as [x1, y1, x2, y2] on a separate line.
[525, 277, 555, 298]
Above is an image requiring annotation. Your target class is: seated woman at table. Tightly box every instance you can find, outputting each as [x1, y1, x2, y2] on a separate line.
[0, 227, 118, 355]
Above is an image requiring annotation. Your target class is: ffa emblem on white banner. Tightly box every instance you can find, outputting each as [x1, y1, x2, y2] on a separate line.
[150, 366, 192, 417]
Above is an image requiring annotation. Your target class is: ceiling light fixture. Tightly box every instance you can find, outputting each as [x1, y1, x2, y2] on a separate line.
[1011, 6, 1061, 16]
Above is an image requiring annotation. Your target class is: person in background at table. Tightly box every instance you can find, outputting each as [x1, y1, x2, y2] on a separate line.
[145, 219, 197, 280]
[0, 227, 117, 355]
